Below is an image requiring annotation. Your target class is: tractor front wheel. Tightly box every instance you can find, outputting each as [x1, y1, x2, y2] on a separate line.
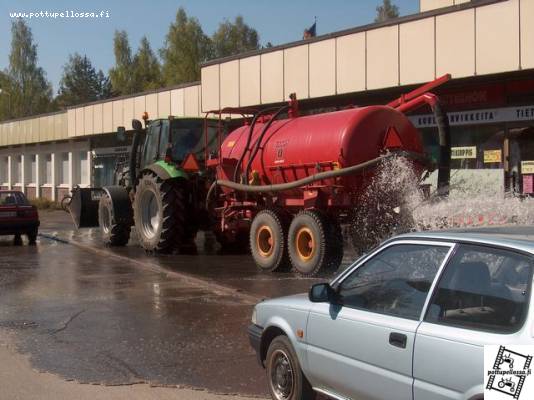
[133, 172, 185, 253]
[98, 192, 131, 246]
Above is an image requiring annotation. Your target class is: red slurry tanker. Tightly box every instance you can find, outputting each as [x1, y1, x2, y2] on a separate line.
[68, 75, 451, 276]
[206, 75, 452, 275]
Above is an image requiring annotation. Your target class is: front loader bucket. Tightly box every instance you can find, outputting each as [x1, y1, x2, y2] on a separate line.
[67, 187, 104, 229]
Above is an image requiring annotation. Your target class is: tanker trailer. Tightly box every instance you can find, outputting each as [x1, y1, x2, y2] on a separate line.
[206, 75, 451, 276]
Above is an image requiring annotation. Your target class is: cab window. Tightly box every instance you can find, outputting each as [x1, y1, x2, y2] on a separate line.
[425, 244, 533, 333]
[337, 243, 450, 320]
[142, 121, 162, 166]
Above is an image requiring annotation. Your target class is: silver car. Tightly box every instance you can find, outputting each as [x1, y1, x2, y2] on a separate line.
[248, 229, 534, 400]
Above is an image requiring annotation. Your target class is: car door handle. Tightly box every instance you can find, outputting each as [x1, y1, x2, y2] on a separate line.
[389, 332, 407, 349]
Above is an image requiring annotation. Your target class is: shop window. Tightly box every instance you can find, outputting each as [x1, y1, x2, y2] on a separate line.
[44, 154, 52, 184]
[30, 155, 36, 183]
[80, 152, 89, 185]
[0, 156, 7, 183]
[58, 153, 69, 185]
[420, 124, 505, 170]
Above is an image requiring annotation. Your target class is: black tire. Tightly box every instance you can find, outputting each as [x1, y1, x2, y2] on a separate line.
[98, 193, 131, 246]
[13, 234, 23, 246]
[26, 228, 38, 245]
[133, 172, 185, 253]
[250, 209, 290, 272]
[266, 336, 315, 400]
[288, 210, 343, 276]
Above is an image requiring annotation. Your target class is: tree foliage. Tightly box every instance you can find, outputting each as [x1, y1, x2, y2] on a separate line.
[160, 7, 212, 85]
[133, 37, 162, 91]
[375, 0, 400, 23]
[0, 20, 52, 121]
[212, 16, 260, 58]
[109, 30, 135, 95]
[56, 53, 111, 108]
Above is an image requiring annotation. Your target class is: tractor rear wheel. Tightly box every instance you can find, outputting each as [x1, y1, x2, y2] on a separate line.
[133, 172, 186, 253]
[288, 210, 343, 276]
[98, 192, 131, 246]
[250, 209, 290, 272]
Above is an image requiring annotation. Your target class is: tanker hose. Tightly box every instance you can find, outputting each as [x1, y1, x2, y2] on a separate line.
[232, 106, 280, 183]
[243, 105, 289, 184]
[431, 100, 451, 197]
[205, 151, 428, 204]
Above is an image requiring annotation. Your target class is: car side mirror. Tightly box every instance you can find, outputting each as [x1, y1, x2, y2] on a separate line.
[132, 119, 143, 131]
[309, 283, 336, 303]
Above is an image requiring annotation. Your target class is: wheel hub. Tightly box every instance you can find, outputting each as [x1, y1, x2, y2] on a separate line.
[140, 189, 160, 239]
[295, 227, 315, 261]
[257, 225, 274, 257]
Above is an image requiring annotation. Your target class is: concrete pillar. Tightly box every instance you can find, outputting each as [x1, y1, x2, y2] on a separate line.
[68, 151, 74, 189]
[7, 155, 12, 190]
[35, 153, 41, 199]
[20, 153, 26, 194]
[51, 152, 57, 201]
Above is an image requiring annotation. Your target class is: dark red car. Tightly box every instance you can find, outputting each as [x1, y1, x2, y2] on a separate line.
[0, 190, 40, 245]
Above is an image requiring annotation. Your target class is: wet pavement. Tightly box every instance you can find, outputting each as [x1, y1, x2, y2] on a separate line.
[0, 210, 354, 396]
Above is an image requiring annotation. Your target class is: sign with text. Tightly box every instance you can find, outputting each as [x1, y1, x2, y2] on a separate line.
[410, 105, 534, 128]
[451, 146, 477, 159]
[521, 161, 534, 174]
[484, 150, 502, 163]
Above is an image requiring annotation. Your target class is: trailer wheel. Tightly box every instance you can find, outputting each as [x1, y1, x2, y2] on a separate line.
[98, 192, 131, 246]
[133, 172, 185, 253]
[250, 209, 290, 272]
[288, 210, 343, 276]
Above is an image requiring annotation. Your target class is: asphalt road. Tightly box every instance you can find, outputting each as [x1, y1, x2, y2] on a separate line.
[0, 210, 352, 398]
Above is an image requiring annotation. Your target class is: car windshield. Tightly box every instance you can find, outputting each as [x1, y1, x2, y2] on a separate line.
[0, 191, 28, 206]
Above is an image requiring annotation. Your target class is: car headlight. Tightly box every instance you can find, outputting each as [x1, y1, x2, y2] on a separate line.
[251, 307, 257, 325]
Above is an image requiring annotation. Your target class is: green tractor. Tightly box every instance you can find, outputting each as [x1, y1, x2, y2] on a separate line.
[68, 115, 220, 253]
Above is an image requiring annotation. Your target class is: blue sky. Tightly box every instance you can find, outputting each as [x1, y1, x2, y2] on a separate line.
[0, 0, 419, 93]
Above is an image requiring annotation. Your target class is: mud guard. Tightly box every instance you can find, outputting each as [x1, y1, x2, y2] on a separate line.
[102, 186, 133, 226]
[146, 160, 189, 181]
[68, 187, 104, 229]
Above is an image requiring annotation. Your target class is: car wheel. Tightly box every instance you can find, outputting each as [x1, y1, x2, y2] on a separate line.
[27, 228, 38, 245]
[13, 234, 23, 246]
[266, 336, 315, 400]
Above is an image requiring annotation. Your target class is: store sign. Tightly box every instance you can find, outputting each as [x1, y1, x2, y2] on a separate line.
[521, 161, 534, 174]
[451, 146, 477, 159]
[410, 105, 534, 128]
[484, 150, 502, 163]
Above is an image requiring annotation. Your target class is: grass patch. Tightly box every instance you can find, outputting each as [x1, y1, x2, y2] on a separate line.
[30, 198, 63, 210]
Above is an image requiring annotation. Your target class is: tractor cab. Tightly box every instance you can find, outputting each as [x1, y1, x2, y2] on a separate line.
[139, 117, 219, 172]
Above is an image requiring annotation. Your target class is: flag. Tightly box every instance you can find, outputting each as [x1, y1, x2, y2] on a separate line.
[303, 20, 317, 39]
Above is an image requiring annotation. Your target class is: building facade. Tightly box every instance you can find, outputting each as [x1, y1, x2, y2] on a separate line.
[1, 0, 533, 200]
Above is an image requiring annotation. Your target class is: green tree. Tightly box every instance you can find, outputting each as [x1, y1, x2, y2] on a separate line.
[56, 53, 112, 108]
[132, 37, 162, 91]
[109, 30, 135, 95]
[375, 0, 399, 23]
[212, 16, 260, 58]
[160, 7, 212, 85]
[1, 20, 53, 120]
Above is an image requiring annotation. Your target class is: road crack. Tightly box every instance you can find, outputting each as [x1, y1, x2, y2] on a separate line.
[49, 309, 86, 335]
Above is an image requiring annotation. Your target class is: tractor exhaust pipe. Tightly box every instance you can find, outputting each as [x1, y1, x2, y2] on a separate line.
[130, 119, 144, 189]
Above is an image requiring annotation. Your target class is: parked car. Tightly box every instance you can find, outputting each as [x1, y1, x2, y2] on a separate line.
[0, 190, 39, 244]
[249, 229, 534, 400]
